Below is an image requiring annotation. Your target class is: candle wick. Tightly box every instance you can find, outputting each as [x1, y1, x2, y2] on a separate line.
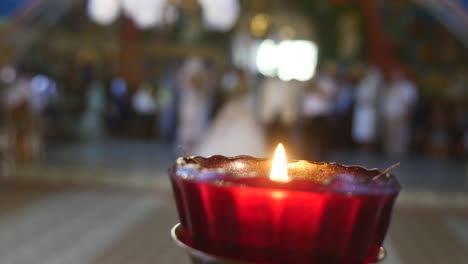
[178, 146, 199, 165]
[372, 162, 400, 181]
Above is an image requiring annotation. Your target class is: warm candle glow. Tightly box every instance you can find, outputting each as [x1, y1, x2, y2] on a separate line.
[269, 143, 288, 182]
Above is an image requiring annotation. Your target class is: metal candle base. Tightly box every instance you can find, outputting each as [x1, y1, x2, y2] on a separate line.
[171, 224, 386, 264]
[171, 223, 246, 264]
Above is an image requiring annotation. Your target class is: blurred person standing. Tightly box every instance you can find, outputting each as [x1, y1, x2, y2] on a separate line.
[3, 74, 32, 114]
[447, 70, 468, 157]
[332, 73, 355, 149]
[79, 79, 106, 140]
[352, 66, 382, 151]
[301, 64, 337, 160]
[0, 77, 15, 176]
[452, 104, 467, 157]
[3, 73, 42, 161]
[176, 57, 211, 152]
[196, 69, 266, 157]
[427, 104, 450, 158]
[0, 120, 15, 177]
[258, 77, 302, 158]
[382, 68, 418, 157]
[132, 82, 157, 138]
[106, 77, 130, 137]
[157, 64, 178, 142]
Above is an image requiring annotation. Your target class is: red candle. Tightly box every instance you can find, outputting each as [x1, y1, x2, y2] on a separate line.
[170, 144, 400, 264]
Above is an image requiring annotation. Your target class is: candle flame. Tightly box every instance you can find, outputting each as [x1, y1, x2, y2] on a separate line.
[270, 143, 288, 182]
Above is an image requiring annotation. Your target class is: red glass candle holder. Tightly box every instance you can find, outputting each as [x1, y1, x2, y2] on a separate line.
[169, 156, 401, 264]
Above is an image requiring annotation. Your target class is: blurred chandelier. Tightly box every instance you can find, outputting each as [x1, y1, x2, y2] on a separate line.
[87, 0, 239, 31]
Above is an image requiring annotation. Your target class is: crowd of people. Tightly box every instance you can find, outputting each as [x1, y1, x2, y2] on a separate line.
[1, 57, 467, 165]
[171, 57, 466, 161]
[194, 61, 422, 160]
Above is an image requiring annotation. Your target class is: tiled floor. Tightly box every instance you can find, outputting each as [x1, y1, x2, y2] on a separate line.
[0, 181, 467, 264]
[0, 184, 163, 264]
[384, 207, 468, 264]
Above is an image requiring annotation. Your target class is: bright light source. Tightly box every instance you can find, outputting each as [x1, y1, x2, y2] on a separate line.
[0, 66, 16, 83]
[132, 88, 156, 114]
[87, 0, 120, 26]
[31, 75, 50, 94]
[255, 39, 318, 82]
[255, 39, 278, 77]
[251, 13, 269, 37]
[122, 0, 166, 28]
[133, 9, 162, 28]
[199, 0, 240, 31]
[277, 40, 318, 81]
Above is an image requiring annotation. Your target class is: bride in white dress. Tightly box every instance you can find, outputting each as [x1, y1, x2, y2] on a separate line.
[195, 70, 267, 158]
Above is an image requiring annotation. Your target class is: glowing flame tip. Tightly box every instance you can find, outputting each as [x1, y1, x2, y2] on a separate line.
[269, 143, 288, 182]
